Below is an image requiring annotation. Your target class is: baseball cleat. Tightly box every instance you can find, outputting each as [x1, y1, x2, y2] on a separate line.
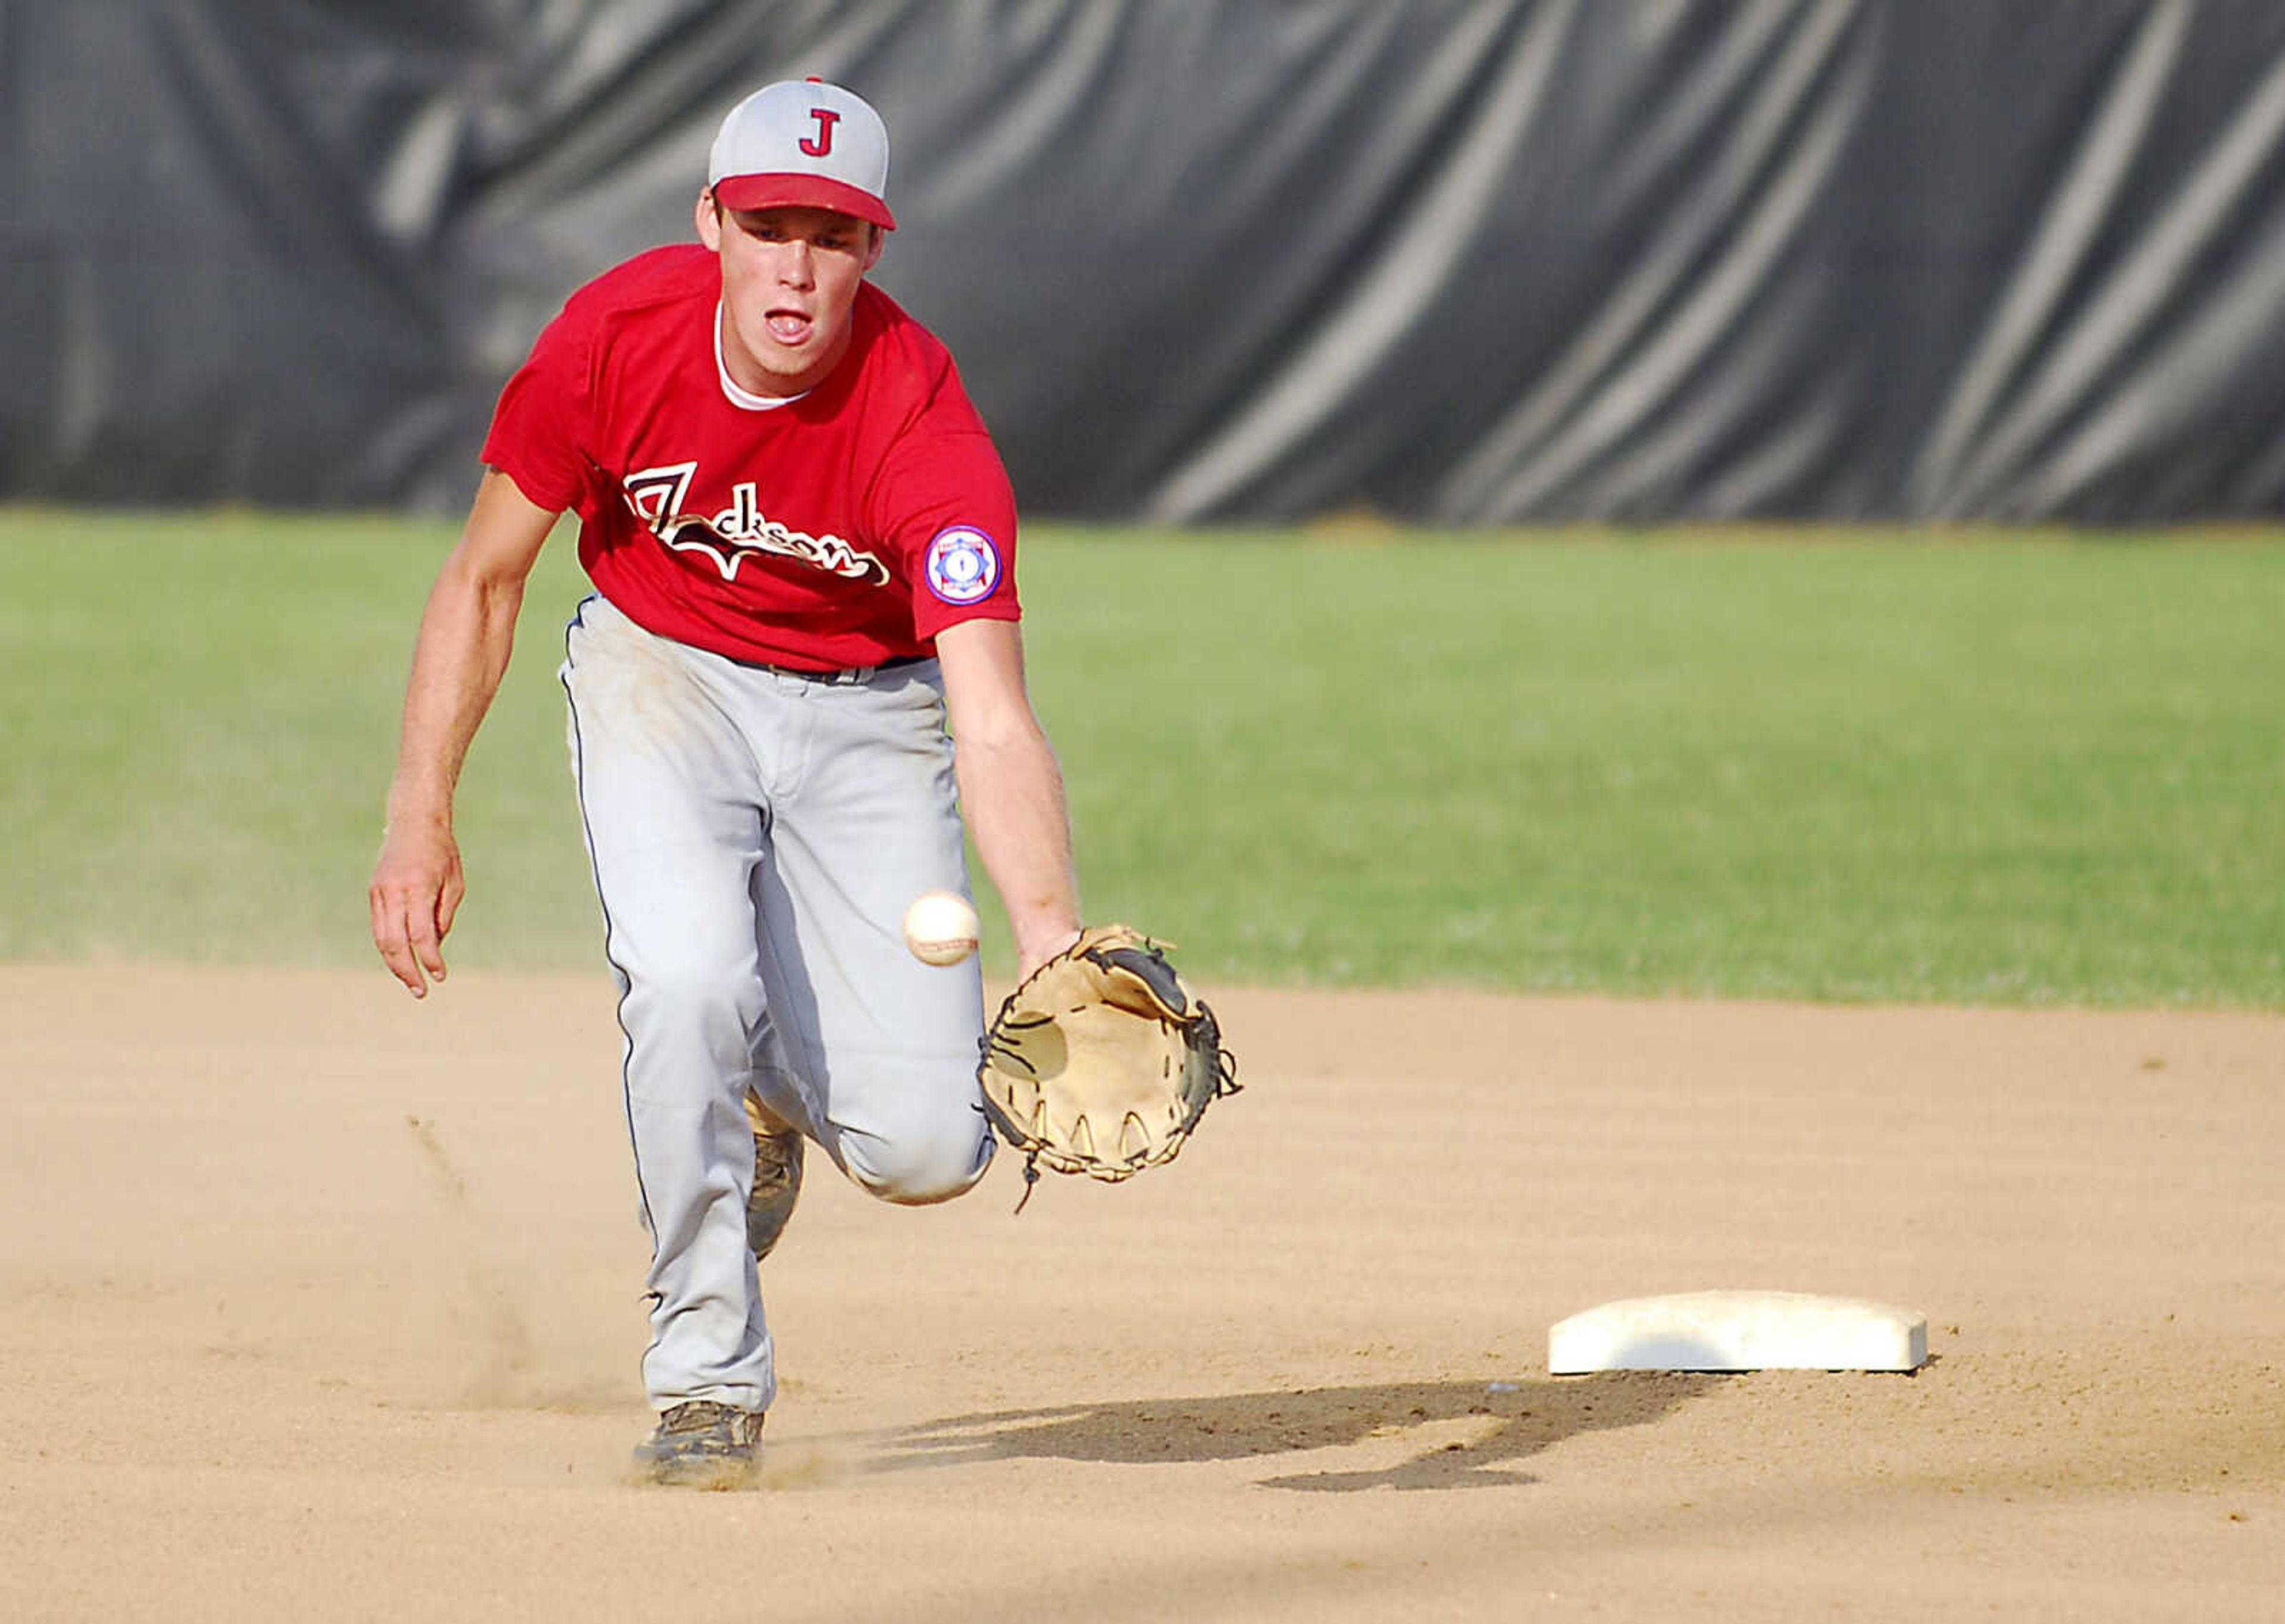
[744, 1091, 805, 1262]
[632, 1400, 765, 1489]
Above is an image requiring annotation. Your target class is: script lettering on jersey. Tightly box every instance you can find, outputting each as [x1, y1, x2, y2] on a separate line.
[800, 108, 840, 157]
[622, 462, 890, 586]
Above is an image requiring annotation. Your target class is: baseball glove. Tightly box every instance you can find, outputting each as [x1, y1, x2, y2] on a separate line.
[977, 924, 1238, 1207]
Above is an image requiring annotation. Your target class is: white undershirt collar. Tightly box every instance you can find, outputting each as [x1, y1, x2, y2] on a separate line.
[715, 301, 811, 412]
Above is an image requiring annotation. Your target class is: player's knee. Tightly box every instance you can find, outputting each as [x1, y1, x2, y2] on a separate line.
[840, 1117, 994, 1206]
[624, 953, 759, 1040]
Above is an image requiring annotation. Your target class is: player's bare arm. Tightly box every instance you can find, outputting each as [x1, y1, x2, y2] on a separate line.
[368, 470, 559, 997]
[935, 617, 1083, 978]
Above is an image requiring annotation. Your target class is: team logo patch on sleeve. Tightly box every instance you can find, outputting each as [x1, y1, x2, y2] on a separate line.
[924, 526, 1001, 605]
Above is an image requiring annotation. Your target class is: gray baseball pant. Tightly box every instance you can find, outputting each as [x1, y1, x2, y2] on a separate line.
[559, 593, 994, 1415]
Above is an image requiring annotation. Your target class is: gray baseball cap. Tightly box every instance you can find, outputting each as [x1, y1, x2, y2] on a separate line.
[708, 78, 895, 231]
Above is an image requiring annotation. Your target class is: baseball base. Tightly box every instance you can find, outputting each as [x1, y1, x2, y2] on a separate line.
[1548, 1290, 1929, 1373]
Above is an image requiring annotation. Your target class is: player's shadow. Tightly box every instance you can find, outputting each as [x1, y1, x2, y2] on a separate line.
[862, 1372, 1722, 1492]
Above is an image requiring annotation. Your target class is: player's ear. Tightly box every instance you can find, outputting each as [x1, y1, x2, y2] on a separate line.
[696, 189, 724, 250]
[862, 223, 885, 273]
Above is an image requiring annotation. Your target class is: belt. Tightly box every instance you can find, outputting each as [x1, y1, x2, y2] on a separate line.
[765, 653, 931, 687]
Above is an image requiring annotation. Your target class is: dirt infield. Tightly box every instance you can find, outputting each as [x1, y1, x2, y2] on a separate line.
[2, 965, 2279, 1622]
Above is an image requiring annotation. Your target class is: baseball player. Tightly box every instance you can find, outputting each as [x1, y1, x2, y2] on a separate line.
[368, 79, 1082, 1487]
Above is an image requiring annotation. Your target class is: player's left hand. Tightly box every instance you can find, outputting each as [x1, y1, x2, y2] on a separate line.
[978, 924, 1239, 1205]
[1013, 924, 1082, 982]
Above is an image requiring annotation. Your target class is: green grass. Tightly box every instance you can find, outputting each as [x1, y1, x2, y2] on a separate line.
[3, 509, 2279, 1007]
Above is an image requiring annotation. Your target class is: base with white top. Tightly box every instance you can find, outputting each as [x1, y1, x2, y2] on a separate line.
[1548, 1290, 1929, 1373]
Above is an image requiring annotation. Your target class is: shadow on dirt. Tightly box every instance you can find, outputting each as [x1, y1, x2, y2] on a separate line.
[864, 1372, 1724, 1491]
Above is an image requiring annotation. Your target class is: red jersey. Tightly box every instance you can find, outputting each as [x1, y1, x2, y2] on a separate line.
[481, 245, 1019, 671]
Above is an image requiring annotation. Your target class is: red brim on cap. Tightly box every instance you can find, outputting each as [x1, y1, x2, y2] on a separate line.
[712, 173, 895, 230]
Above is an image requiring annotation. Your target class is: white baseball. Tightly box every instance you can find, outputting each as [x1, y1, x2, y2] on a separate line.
[902, 891, 980, 966]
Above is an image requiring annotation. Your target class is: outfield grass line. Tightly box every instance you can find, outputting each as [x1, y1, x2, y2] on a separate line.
[4, 511, 2280, 1007]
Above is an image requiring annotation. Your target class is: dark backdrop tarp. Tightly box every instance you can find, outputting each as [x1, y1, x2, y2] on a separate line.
[5, 0, 2284, 522]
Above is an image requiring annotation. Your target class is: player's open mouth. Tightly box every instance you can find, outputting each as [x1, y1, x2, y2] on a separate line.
[765, 309, 813, 345]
